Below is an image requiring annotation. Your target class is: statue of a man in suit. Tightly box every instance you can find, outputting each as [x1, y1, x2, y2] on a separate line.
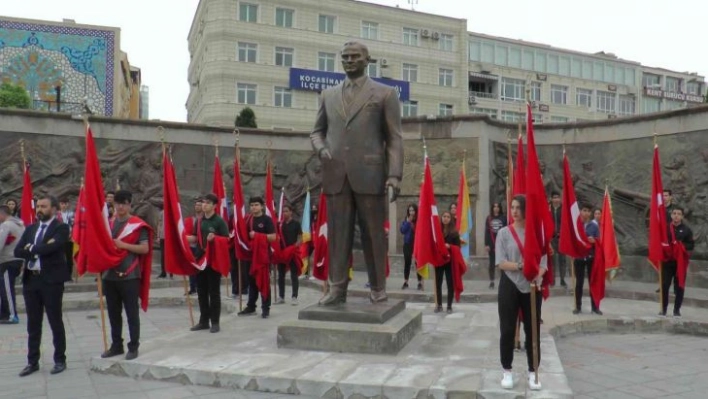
[310, 41, 404, 306]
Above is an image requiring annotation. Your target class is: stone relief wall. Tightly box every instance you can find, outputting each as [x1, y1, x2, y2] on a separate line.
[490, 130, 708, 260]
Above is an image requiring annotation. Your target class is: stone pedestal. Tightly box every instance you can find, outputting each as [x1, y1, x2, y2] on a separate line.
[277, 298, 421, 355]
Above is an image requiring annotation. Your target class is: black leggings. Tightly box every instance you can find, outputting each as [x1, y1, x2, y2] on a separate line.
[574, 258, 598, 311]
[498, 272, 542, 371]
[403, 242, 422, 282]
[488, 250, 496, 281]
[435, 263, 453, 308]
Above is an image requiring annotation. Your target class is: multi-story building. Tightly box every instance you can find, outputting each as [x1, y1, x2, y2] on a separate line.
[140, 85, 150, 119]
[187, 0, 706, 130]
[0, 16, 142, 118]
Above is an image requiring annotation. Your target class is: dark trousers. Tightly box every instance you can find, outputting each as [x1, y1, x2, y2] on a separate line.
[661, 261, 684, 313]
[0, 261, 21, 319]
[488, 250, 496, 281]
[103, 278, 140, 352]
[23, 274, 66, 366]
[196, 267, 221, 325]
[278, 263, 299, 299]
[230, 253, 248, 295]
[498, 272, 542, 371]
[64, 241, 74, 278]
[574, 258, 598, 311]
[552, 237, 566, 281]
[160, 238, 165, 275]
[435, 263, 453, 308]
[403, 242, 421, 282]
[243, 261, 271, 311]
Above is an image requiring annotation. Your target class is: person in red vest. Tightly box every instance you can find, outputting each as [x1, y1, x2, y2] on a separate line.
[237, 197, 276, 319]
[188, 193, 229, 333]
[99, 190, 152, 360]
[436, 211, 460, 314]
[661, 206, 694, 317]
[495, 195, 546, 391]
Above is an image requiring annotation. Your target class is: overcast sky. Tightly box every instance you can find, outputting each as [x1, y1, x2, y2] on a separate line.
[4, 0, 706, 122]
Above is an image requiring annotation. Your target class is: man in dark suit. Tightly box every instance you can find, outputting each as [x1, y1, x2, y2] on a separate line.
[310, 41, 403, 305]
[14, 195, 70, 377]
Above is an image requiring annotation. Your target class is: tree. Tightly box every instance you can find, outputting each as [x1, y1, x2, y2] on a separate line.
[235, 107, 257, 128]
[0, 83, 31, 109]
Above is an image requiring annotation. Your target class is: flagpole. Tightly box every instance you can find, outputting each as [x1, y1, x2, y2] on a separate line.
[654, 133, 664, 314]
[526, 89, 540, 385]
[564, 144, 577, 310]
[267, 143, 277, 303]
[233, 129, 244, 311]
[423, 137, 438, 308]
[81, 116, 109, 354]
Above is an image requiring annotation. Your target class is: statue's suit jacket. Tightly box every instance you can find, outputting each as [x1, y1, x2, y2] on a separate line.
[310, 77, 403, 195]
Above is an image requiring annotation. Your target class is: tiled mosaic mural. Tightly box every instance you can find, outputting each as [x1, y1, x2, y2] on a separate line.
[0, 20, 115, 115]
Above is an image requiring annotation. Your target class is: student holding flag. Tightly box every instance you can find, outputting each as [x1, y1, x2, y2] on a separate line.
[399, 204, 421, 290]
[485, 202, 506, 289]
[572, 203, 601, 315]
[435, 211, 460, 314]
[495, 195, 546, 391]
[275, 205, 302, 305]
[661, 206, 694, 317]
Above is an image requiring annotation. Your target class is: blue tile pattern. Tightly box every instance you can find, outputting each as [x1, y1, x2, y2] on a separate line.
[0, 20, 115, 115]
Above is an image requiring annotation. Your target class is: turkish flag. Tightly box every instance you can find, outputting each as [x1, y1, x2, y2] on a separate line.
[72, 185, 87, 274]
[80, 126, 123, 274]
[20, 162, 35, 227]
[312, 193, 329, 281]
[590, 188, 621, 309]
[162, 148, 202, 276]
[264, 161, 282, 261]
[413, 156, 449, 278]
[559, 153, 591, 258]
[648, 145, 668, 271]
[212, 155, 229, 223]
[232, 153, 251, 260]
[523, 104, 554, 286]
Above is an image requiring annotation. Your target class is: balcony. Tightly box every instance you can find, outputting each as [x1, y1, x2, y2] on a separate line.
[468, 91, 497, 104]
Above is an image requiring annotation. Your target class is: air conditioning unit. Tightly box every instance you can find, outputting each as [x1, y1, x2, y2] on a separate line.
[608, 114, 617, 119]
[479, 63, 493, 73]
[380, 58, 388, 66]
[627, 87, 638, 95]
[468, 95, 477, 105]
[530, 101, 538, 109]
[431, 31, 440, 40]
[421, 29, 430, 38]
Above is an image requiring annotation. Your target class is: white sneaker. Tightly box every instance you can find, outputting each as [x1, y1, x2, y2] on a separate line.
[528, 372, 542, 390]
[291, 297, 299, 306]
[501, 370, 514, 389]
[275, 297, 285, 305]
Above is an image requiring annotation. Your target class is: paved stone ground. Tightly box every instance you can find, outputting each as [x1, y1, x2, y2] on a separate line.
[557, 334, 708, 399]
[0, 307, 318, 399]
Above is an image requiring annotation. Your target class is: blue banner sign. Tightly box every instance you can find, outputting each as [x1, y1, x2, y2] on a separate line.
[289, 67, 410, 102]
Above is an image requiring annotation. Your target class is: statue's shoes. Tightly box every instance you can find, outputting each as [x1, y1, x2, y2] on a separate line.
[370, 290, 388, 304]
[319, 292, 346, 306]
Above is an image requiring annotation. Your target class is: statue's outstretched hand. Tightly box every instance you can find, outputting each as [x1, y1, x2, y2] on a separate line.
[386, 177, 400, 203]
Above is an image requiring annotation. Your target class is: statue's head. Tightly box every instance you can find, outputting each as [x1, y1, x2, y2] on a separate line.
[341, 41, 370, 79]
[132, 154, 146, 168]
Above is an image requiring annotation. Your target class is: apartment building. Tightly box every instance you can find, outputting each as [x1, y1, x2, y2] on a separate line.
[187, 0, 706, 129]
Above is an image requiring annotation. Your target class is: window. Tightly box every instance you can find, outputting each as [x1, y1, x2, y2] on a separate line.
[275, 47, 293, 67]
[642, 97, 660, 114]
[237, 42, 257, 63]
[275, 8, 294, 28]
[687, 81, 701, 95]
[618, 95, 635, 115]
[439, 103, 453, 116]
[239, 3, 258, 22]
[551, 116, 569, 123]
[237, 83, 256, 104]
[318, 15, 335, 33]
[550, 84, 568, 104]
[403, 28, 419, 46]
[576, 88, 592, 108]
[402, 63, 418, 82]
[366, 63, 379, 78]
[501, 111, 524, 122]
[318, 52, 335, 72]
[274, 87, 292, 108]
[501, 78, 525, 102]
[529, 82, 541, 102]
[402, 101, 418, 117]
[361, 21, 378, 40]
[439, 34, 453, 51]
[642, 73, 660, 88]
[665, 77, 680, 92]
[439, 68, 453, 87]
[470, 107, 497, 119]
[596, 90, 615, 113]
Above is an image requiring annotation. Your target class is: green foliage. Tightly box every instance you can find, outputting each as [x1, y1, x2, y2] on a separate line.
[0, 82, 31, 109]
[235, 107, 258, 128]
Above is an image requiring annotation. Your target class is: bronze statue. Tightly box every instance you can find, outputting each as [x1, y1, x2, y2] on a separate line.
[310, 41, 403, 305]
